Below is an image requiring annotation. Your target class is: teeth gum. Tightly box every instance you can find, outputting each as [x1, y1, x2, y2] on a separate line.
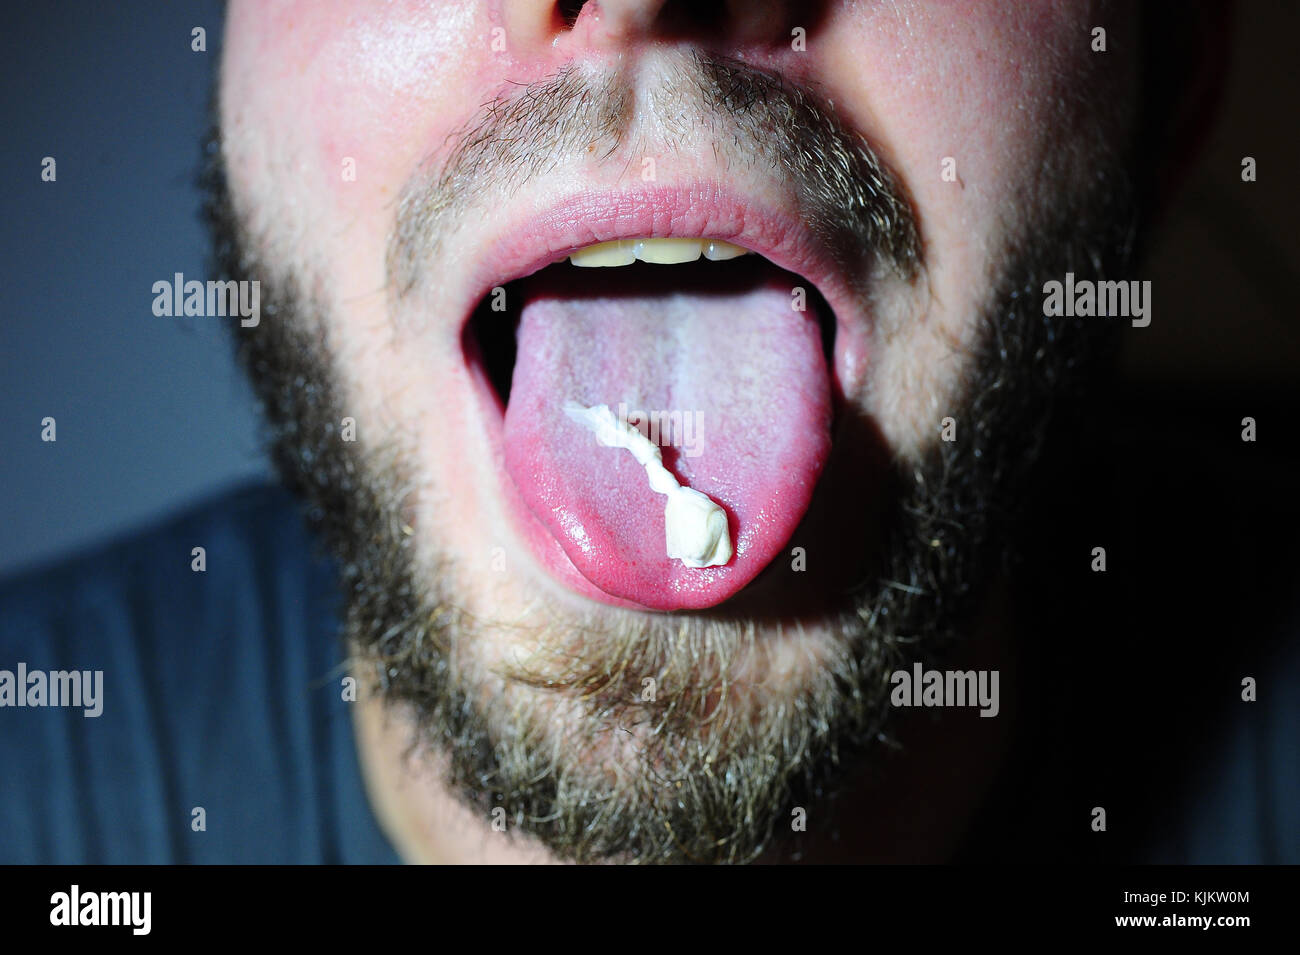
[563, 401, 733, 568]
[569, 237, 750, 267]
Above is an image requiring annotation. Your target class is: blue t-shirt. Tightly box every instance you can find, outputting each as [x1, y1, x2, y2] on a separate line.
[2, 479, 1295, 863]
[0, 483, 400, 864]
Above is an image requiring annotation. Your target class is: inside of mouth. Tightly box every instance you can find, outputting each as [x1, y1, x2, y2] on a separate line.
[465, 252, 837, 611]
[467, 256, 836, 407]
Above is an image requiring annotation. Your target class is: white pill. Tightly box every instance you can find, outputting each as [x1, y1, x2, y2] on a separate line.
[564, 401, 733, 568]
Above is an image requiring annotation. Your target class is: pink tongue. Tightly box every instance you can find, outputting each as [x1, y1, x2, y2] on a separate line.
[503, 261, 831, 611]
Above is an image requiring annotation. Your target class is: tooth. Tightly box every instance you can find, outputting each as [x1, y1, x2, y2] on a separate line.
[633, 238, 704, 264]
[568, 237, 750, 267]
[570, 240, 637, 267]
[704, 240, 748, 261]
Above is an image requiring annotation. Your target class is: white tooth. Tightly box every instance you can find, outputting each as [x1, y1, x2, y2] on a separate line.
[568, 237, 747, 267]
[704, 240, 749, 261]
[569, 240, 637, 267]
[634, 237, 704, 264]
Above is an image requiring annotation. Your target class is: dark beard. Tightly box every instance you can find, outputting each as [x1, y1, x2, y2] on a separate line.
[204, 64, 1137, 864]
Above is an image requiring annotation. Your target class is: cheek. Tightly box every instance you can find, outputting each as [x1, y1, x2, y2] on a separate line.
[815, 1, 1121, 457]
[220, 2, 506, 546]
[821, 1, 1097, 216]
[821, 1, 1098, 264]
[221, 0, 496, 298]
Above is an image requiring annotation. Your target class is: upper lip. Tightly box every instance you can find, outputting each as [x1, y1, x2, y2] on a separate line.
[457, 181, 867, 373]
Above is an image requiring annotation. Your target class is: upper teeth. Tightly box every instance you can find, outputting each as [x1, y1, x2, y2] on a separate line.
[569, 238, 750, 267]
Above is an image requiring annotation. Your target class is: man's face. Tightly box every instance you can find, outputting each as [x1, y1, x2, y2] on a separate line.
[215, 0, 1139, 862]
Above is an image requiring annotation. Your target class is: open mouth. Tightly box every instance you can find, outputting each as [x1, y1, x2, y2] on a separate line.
[459, 195, 856, 613]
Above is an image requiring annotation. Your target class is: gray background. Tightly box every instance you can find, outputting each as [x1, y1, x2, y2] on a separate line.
[1, 3, 1297, 576]
[1, 1, 268, 576]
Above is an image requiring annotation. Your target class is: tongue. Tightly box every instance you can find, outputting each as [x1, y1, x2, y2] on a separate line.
[503, 259, 831, 611]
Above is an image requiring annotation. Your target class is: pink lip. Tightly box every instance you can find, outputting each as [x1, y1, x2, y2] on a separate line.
[460, 184, 869, 612]
[464, 184, 863, 341]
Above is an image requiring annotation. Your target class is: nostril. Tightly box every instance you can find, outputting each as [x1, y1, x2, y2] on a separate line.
[554, 0, 733, 44]
[557, 0, 586, 29]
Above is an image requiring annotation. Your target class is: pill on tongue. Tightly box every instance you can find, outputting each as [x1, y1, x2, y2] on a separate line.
[564, 401, 732, 568]
[503, 256, 832, 610]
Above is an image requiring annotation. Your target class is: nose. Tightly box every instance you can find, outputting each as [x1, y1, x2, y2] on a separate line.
[576, 0, 668, 44]
[501, 0, 810, 62]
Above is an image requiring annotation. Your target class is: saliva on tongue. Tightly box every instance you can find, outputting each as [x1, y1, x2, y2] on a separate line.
[502, 261, 832, 611]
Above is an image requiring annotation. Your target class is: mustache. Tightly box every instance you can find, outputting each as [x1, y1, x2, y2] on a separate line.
[387, 50, 922, 298]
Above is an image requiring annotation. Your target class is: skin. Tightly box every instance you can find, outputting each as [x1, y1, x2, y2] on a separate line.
[220, 0, 1138, 862]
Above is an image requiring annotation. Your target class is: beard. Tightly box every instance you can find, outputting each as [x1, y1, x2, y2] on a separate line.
[205, 52, 1137, 864]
